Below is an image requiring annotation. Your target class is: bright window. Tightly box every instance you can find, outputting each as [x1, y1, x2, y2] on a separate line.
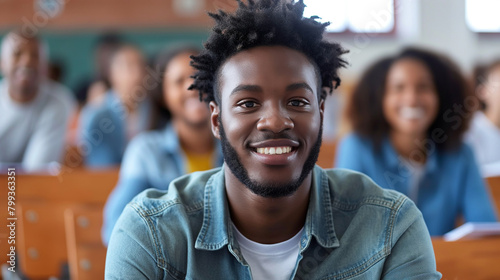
[466, 0, 500, 32]
[303, 0, 395, 33]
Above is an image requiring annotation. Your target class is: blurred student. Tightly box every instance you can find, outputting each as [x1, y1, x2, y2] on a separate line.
[466, 60, 500, 176]
[101, 46, 223, 245]
[79, 44, 152, 167]
[0, 31, 75, 171]
[74, 32, 122, 107]
[336, 48, 497, 236]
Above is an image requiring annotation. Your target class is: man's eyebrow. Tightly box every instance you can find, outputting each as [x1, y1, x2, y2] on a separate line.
[286, 82, 314, 94]
[230, 84, 263, 96]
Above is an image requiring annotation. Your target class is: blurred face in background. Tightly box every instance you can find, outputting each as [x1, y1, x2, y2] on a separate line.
[480, 65, 500, 116]
[109, 46, 146, 107]
[1, 33, 45, 103]
[163, 51, 210, 128]
[383, 58, 439, 138]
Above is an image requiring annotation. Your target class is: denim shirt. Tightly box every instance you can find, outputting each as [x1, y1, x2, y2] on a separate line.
[105, 166, 441, 280]
[101, 123, 223, 245]
[335, 133, 498, 236]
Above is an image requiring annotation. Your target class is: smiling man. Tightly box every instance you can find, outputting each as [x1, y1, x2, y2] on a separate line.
[105, 1, 441, 279]
[0, 31, 75, 171]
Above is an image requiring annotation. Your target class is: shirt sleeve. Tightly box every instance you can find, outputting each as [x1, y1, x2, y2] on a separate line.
[105, 204, 161, 280]
[22, 93, 74, 170]
[335, 133, 366, 172]
[382, 198, 442, 280]
[461, 144, 498, 222]
[101, 136, 152, 245]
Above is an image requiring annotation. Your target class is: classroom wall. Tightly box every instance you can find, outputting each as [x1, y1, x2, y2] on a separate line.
[2, 0, 500, 91]
[335, 0, 500, 83]
[0, 30, 209, 90]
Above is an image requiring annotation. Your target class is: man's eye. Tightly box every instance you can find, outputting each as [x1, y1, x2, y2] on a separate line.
[239, 101, 257, 108]
[289, 100, 307, 107]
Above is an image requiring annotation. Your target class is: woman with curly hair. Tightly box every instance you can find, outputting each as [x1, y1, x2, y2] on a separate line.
[336, 48, 497, 236]
[101, 46, 223, 245]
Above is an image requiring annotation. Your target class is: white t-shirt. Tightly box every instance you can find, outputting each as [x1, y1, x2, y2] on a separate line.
[232, 224, 303, 280]
[0, 79, 75, 170]
[465, 111, 500, 175]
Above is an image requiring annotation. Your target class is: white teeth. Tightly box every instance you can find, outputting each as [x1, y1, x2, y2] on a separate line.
[256, 146, 293, 155]
[400, 107, 425, 120]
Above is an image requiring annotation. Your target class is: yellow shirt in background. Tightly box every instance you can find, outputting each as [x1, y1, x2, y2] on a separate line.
[185, 149, 215, 173]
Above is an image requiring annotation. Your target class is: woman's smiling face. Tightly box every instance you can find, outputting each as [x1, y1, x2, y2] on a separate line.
[383, 58, 440, 138]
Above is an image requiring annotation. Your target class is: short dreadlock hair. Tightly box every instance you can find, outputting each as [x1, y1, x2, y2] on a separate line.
[189, 0, 348, 104]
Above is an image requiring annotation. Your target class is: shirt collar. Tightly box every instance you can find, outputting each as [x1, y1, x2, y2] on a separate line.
[306, 166, 339, 248]
[162, 123, 181, 152]
[194, 165, 339, 251]
[195, 167, 231, 250]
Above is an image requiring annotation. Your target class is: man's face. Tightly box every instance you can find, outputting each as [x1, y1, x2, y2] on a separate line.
[1, 34, 43, 103]
[211, 46, 324, 198]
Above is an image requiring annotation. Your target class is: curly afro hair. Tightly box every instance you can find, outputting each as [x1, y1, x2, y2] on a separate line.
[189, 0, 348, 104]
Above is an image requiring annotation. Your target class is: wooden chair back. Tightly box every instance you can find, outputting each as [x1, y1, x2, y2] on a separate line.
[64, 206, 107, 280]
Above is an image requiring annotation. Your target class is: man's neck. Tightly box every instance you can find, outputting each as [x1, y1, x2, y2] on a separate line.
[225, 166, 311, 244]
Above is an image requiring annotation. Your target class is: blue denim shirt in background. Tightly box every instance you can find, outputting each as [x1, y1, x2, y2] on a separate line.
[101, 123, 223, 245]
[79, 90, 152, 167]
[105, 165, 441, 279]
[335, 133, 498, 236]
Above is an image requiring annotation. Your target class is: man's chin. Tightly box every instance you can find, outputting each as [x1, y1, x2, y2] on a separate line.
[245, 177, 303, 198]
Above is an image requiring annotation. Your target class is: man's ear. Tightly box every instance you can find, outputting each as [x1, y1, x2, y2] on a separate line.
[319, 98, 325, 120]
[209, 101, 221, 139]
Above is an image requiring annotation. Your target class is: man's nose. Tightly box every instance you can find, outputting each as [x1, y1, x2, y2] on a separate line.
[18, 52, 38, 67]
[256, 105, 294, 133]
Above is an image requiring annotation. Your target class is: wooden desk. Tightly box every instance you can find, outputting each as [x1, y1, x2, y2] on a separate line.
[0, 168, 118, 279]
[433, 236, 500, 279]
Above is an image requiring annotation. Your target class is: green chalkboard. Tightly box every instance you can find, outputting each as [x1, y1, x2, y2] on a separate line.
[0, 28, 209, 95]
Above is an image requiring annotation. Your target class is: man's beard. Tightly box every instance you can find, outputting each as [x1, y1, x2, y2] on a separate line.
[218, 117, 322, 198]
